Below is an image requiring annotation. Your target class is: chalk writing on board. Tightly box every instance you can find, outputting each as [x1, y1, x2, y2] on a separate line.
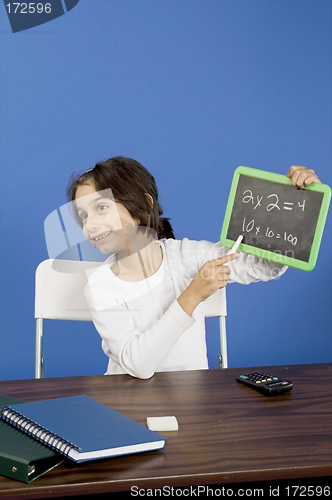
[242, 189, 306, 216]
[242, 217, 298, 246]
[226, 175, 324, 263]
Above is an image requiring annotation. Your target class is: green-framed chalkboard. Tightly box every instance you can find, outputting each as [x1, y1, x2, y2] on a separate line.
[220, 166, 331, 271]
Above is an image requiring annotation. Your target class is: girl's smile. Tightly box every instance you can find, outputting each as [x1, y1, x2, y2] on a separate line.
[92, 230, 111, 244]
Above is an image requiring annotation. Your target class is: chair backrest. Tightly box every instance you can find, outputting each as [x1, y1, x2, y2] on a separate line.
[35, 259, 227, 320]
[203, 287, 227, 318]
[35, 259, 100, 321]
[35, 259, 228, 378]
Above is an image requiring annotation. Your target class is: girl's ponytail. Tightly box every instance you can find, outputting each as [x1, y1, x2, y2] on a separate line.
[157, 217, 175, 239]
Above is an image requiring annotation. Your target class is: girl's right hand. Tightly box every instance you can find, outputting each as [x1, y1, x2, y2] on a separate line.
[177, 252, 239, 317]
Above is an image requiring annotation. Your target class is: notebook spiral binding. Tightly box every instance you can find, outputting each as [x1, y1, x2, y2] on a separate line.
[0, 406, 79, 458]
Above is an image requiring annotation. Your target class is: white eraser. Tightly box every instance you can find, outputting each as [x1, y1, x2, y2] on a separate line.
[146, 416, 179, 431]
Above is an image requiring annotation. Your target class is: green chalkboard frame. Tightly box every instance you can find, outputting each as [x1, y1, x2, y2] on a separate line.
[220, 166, 331, 271]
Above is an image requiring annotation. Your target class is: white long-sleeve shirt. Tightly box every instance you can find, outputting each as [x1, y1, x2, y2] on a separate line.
[85, 238, 287, 379]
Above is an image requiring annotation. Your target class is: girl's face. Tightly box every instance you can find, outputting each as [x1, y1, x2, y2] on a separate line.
[75, 182, 138, 255]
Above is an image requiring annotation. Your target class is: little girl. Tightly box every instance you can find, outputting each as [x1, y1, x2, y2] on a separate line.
[67, 158, 320, 379]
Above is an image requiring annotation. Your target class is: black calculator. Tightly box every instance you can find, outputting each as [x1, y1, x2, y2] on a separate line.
[236, 371, 293, 396]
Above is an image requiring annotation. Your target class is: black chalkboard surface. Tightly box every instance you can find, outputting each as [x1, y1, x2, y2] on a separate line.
[220, 167, 331, 271]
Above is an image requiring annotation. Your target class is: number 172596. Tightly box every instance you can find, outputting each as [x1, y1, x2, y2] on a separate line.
[6, 3, 52, 14]
[285, 485, 330, 496]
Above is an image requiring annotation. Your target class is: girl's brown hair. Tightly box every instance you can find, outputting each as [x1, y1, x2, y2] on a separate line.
[66, 156, 175, 239]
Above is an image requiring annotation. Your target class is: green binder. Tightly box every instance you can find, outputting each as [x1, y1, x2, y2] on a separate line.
[0, 395, 63, 483]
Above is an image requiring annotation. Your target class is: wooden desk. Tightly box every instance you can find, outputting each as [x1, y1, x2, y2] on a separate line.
[0, 364, 331, 498]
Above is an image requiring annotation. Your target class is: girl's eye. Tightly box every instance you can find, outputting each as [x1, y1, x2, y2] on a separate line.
[97, 204, 108, 212]
[79, 212, 88, 221]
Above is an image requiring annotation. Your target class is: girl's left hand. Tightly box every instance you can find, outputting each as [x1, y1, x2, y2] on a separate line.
[287, 165, 321, 189]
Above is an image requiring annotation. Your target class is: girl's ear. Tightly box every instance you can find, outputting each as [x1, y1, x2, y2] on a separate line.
[145, 193, 153, 206]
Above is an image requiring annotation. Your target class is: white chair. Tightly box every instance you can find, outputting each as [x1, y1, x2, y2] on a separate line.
[35, 259, 228, 378]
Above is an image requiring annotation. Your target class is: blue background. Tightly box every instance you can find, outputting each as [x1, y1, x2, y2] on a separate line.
[0, 0, 331, 380]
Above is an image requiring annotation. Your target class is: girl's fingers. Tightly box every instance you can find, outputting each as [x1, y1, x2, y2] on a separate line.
[298, 171, 321, 188]
[215, 252, 239, 266]
[287, 166, 321, 188]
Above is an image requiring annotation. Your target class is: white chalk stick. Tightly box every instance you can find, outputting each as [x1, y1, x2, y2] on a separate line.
[227, 234, 243, 255]
[146, 416, 179, 431]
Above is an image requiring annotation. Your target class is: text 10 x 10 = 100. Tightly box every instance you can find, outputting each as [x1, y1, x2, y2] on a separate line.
[242, 218, 298, 246]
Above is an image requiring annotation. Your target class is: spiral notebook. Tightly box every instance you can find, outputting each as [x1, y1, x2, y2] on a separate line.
[0, 395, 166, 463]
